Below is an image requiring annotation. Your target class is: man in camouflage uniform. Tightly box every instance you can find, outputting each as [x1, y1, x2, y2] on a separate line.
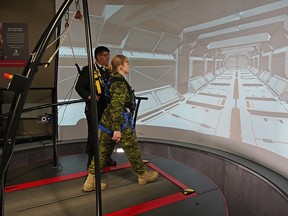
[82, 55, 158, 191]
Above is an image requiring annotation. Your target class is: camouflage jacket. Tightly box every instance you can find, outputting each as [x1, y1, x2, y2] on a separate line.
[100, 72, 134, 132]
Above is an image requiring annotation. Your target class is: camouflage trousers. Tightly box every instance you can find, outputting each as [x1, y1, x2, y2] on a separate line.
[88, 125, 146, 175]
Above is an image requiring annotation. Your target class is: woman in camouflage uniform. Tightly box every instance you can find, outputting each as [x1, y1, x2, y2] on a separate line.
[83, 55, 158, 191]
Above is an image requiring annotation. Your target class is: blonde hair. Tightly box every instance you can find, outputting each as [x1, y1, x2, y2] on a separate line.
[111, 55, 129, 71]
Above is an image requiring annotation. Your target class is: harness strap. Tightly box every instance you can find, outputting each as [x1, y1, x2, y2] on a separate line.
[99, 111, 134, 136]
[99, 124, 113, 136]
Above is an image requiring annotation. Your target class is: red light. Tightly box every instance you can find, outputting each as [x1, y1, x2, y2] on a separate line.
[3, 73, 13, 80]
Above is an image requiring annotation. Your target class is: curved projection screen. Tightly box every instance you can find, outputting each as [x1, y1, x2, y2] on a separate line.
[56, 0, 288, 178]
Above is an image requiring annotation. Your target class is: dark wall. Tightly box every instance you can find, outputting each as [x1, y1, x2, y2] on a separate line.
[0, 0, 56, 140]
[0, 0, 56, 88]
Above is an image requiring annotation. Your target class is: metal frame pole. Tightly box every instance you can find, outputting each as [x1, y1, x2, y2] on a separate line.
[82, 0, 102, 215]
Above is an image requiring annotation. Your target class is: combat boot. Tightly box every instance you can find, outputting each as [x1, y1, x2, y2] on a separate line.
[138, 171, 158, 185]
[82, 173, 107, 192]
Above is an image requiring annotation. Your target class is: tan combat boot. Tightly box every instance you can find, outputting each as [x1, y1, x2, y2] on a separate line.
[82, 173, 107, 192]
[138, 171, 158, 185]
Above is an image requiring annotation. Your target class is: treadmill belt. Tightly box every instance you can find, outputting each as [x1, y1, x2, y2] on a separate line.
[4, 167, 181, 215]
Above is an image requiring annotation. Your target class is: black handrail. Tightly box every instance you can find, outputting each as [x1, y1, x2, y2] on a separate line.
[0, 96, 146, 124]
[134, 97, 148, 127]
[0, 98, 87, 119]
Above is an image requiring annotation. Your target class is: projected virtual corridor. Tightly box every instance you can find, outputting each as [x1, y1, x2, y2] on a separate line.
[135, 67, 288, 158]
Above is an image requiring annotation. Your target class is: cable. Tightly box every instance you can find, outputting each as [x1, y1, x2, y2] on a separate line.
[16, 127, 35, 141]
[57, 72, 80, 126]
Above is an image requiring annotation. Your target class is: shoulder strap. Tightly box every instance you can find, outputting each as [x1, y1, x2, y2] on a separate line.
[80, 64, 107, 95]
[106, 76, 134, 95]
[108, 76, 124, 85]
[106, 76, 136, 112]
[105, 76, 124, 98]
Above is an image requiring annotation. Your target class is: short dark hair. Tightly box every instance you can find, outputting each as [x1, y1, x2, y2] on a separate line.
[94, 46, 110, 58]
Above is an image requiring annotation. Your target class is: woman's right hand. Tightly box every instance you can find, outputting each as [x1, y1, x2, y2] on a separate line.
[112, 131, 121, 142]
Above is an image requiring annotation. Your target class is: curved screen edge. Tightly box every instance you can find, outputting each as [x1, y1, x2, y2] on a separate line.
[137, 125, 288, 179]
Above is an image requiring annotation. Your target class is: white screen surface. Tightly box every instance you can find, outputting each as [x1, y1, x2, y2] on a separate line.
[56, 0, 288, 178]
